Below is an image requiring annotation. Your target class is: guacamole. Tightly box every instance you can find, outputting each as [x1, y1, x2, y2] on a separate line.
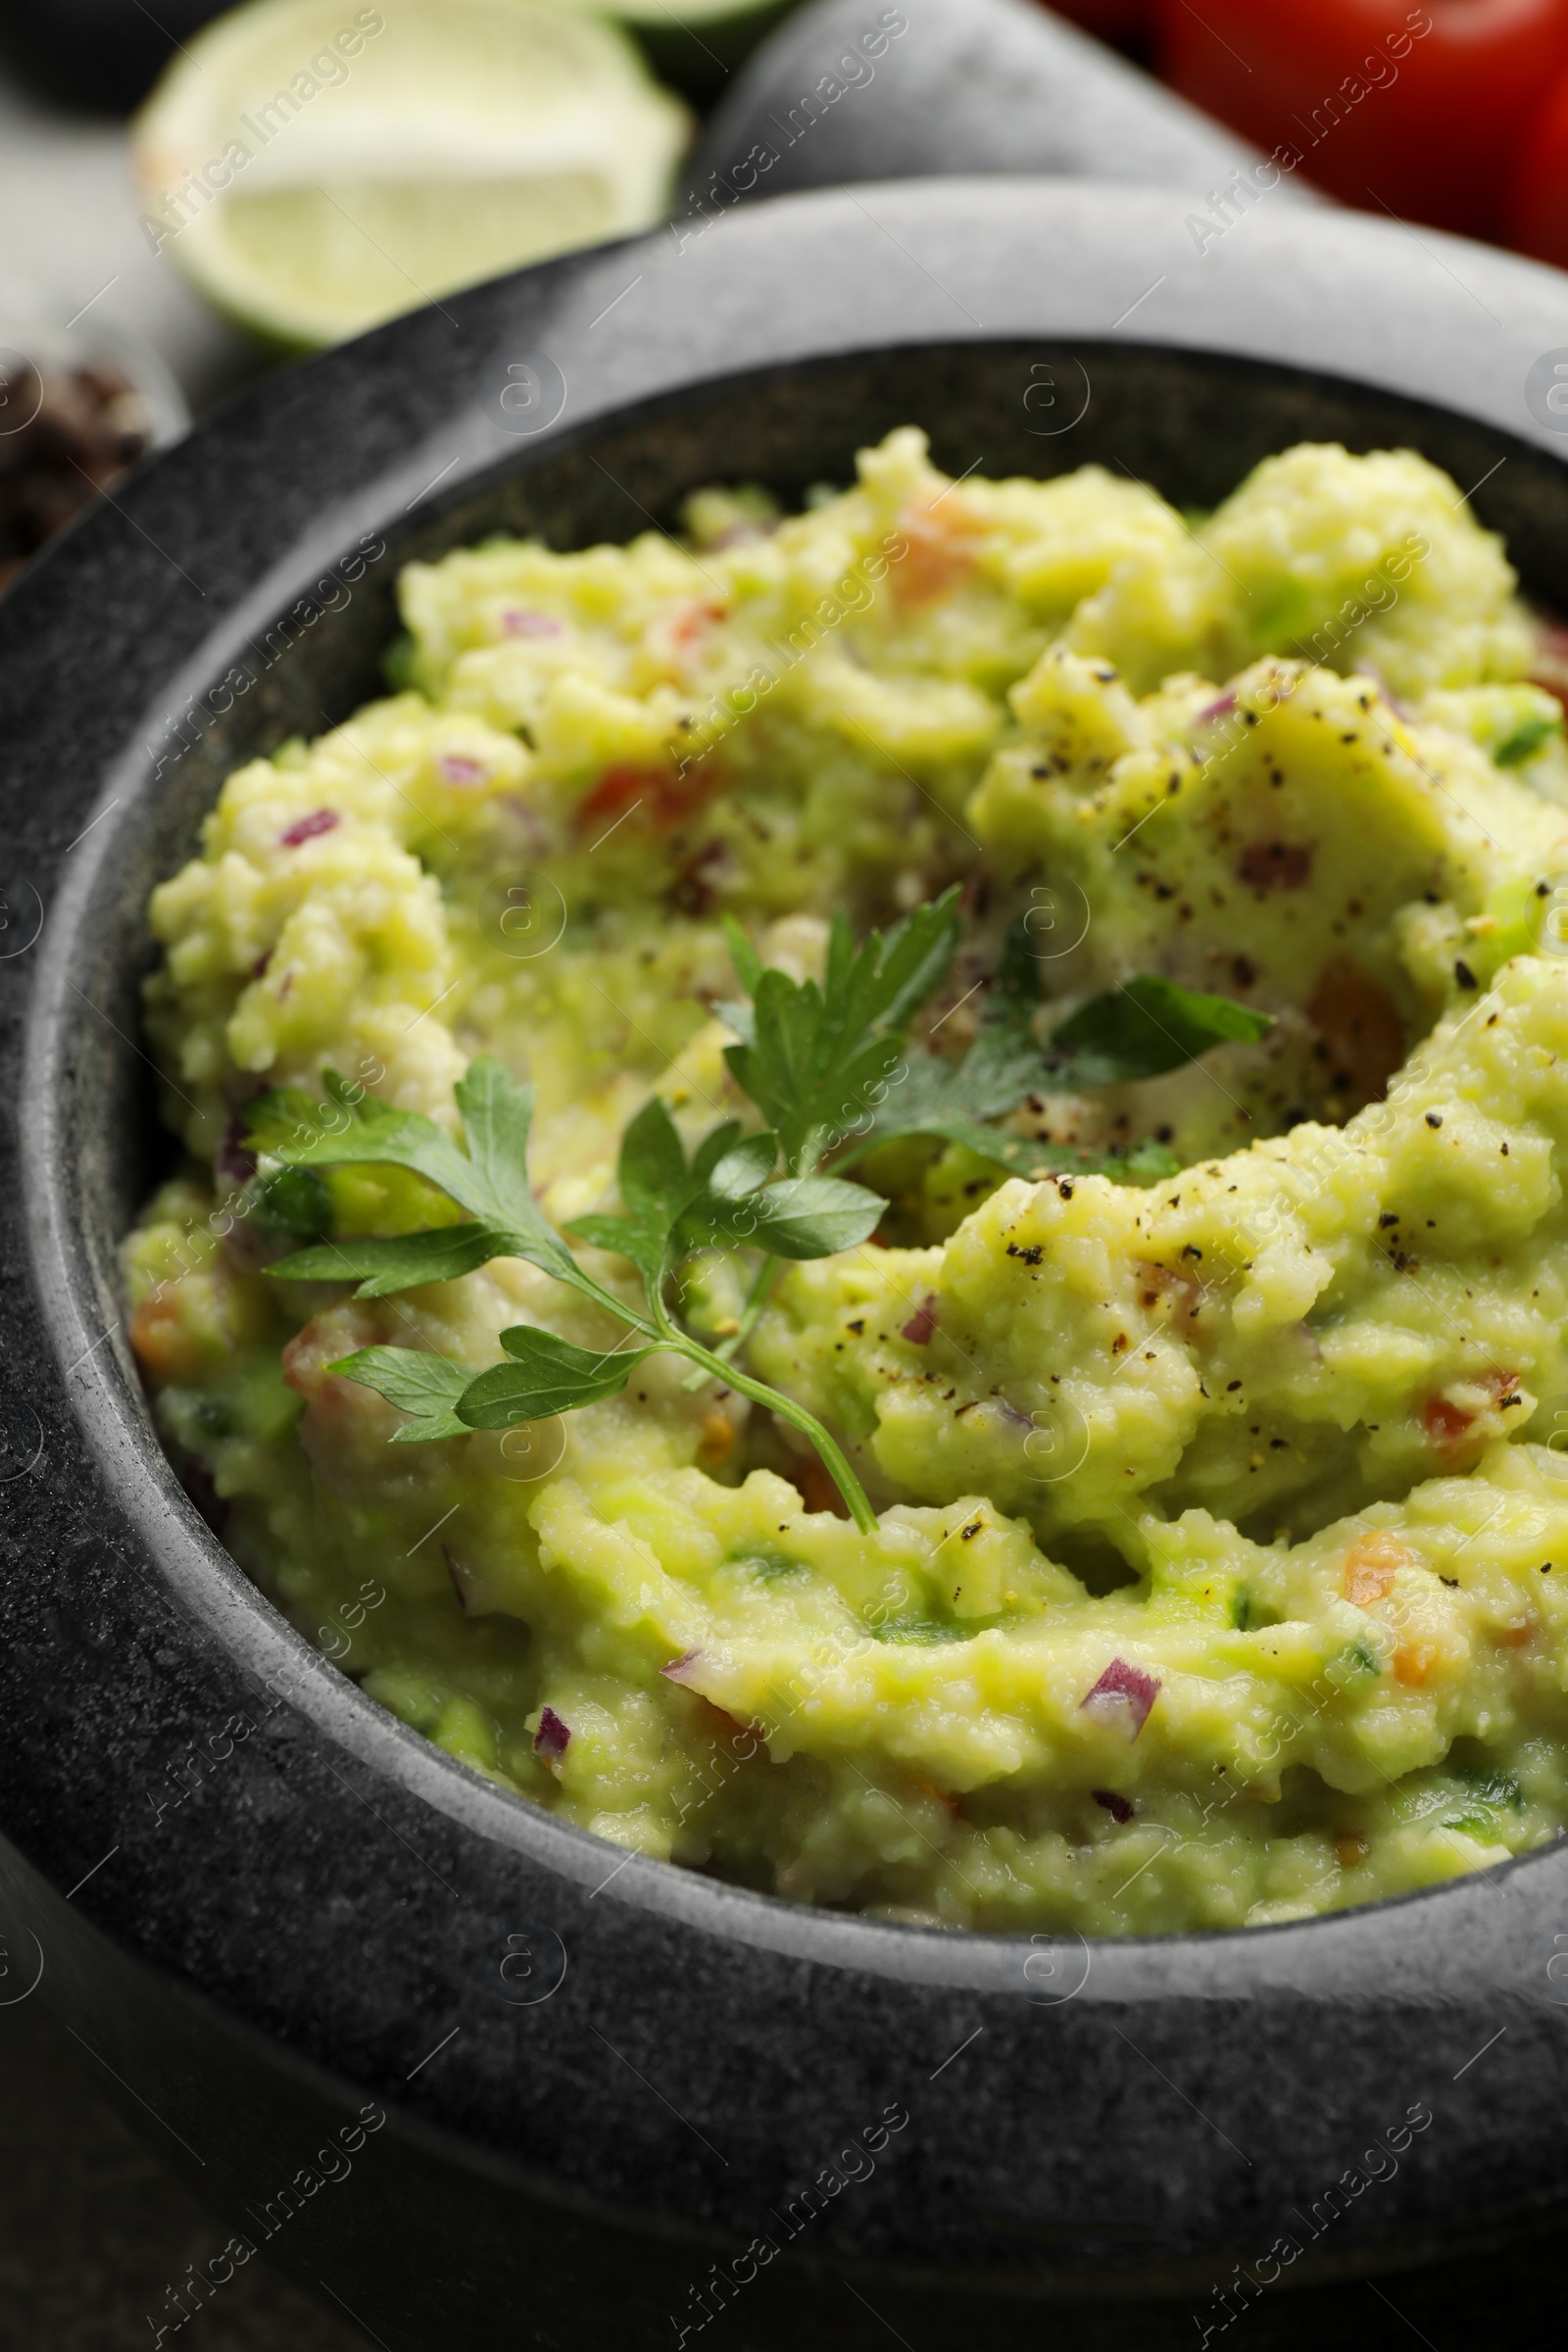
[125, 428, 1568, 1935]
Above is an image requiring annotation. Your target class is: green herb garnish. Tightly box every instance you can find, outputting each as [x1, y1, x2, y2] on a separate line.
[1494, 711, 1561, 768]
[718, 889, 964, 1176]
[1449, 1757, 1525, 1812]
[251, 1060, 883, 1528]
[871, 1617, 965, 1645]
[789, 922, 1268, 1186]
[250, 1060, 625, 1308]
[1046, 973, 1274, 1086]
[248, 894, 1272, 1526]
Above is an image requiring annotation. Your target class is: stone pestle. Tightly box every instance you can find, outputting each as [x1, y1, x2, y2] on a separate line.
[681, 0, 1319, 226]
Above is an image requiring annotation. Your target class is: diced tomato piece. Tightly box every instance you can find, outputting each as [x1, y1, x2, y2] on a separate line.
[574, 760, 722, 838]
[574, 763, 651, 832]
[1342, 1532, 1411, 1605]
[668, 600, 729, 649]
[901, 1294, 939, 1346]
[128, 1293, 212, 1387]
[891, 501, 986, 612]
[281, 1308, 383, 1397]
[1238, 842, 1313, 893]
[1394, 1639, 1443, 1688]
[1342, 1532, 1412, 1606]
[1423, 1394, 1477, 1449]
[698, 1407, 736, 1464]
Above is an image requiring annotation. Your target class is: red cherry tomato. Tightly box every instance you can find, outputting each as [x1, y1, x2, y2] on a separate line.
[1154, 0, 1568, 242]
[1507, 63, 1568, 260]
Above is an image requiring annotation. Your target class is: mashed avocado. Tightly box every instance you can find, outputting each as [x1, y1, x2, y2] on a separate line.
[125, 428, 1568, 1935]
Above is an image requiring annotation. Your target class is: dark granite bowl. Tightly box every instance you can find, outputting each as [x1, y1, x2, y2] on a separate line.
[6, 181, 1568, 2350]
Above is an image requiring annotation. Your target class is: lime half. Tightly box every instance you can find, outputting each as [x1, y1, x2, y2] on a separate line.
[133, 0, 692, 349]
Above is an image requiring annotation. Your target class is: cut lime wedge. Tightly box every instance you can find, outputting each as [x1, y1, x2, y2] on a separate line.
[133, 0, 692, 350]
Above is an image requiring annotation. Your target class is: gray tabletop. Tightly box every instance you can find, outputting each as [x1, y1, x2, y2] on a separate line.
[0, 58, 268, 417]
[0, 1995, 364, 2349]
[9, 1965, 1568, 2351]
[0, 66, 340, 2349]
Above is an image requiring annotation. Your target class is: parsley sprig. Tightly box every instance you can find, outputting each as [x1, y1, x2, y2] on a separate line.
[245, 893, 1270, 1532]
[248, 1060, 885, 1526]
[698, 911, 1270, 1369]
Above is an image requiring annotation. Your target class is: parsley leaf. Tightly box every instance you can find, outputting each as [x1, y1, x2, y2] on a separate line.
[943, 922, 1052, 1120]
[327, 1346, 474, 1444]
[271, 1224, 518, 1297]
[453, 1057, 546, 1231]
[246, 1072, 491, 1218]
[721, 888, 961, 1172]
[249, 1056, 635, 1319]
[457, 1326, 657, 1427]
[721, 911, 1248, 1191]
[569, 1099, 883, 1268]
[1046, 975, 1273, 1086]
[704, 1172, 885, 1258]
[835, 941, 1229, 1184]
[569, 1098, 701, 1290]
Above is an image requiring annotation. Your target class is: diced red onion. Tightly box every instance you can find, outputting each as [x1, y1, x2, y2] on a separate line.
[661, 1649, 703, 1685]
[1080, 1656, 1160, 1739]
[1198, 691, 1237, 725]
[534, 1705, 570, 1763]
[438, 754, 486, 786]
[216, 1112, 257, 1188]
[501, 608, 564, 638]
[902, 1294, 939, 1346]
[251, 949, 272, 979]
[1093, 1788, 1134, 1823]
[280, 808, 339, 848]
